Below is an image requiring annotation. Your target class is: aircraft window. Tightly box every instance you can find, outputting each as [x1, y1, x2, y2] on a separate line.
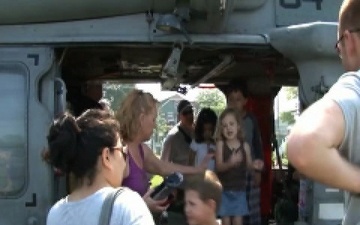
[0, 72, 26, 196]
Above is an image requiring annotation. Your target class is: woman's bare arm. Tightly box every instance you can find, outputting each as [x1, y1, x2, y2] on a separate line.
[142, 144, 203, 176]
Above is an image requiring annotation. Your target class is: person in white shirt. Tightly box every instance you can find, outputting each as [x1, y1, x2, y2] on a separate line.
[45, 109, 154, 225]
[190, 108, 218, 171]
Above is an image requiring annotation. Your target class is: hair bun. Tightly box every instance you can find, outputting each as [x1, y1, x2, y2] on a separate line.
[47, 113, 81, 173]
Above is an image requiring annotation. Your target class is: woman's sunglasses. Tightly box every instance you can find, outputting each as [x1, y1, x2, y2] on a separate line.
[111, 146, 128, 161]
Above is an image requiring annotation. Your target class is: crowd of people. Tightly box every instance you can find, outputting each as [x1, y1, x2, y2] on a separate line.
[44, 1, 360, 224]
[44, 79, 264, 225]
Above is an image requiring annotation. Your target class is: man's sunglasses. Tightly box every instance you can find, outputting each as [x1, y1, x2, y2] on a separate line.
[335, 28, 360, 52]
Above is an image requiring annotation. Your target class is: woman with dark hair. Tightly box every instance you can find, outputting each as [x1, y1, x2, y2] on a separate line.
[46, 109, 154, 225]
[191, 108, 218, 171]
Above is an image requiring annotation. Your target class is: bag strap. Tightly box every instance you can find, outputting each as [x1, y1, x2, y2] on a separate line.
[177, 126, 192, 144]
[98, 188, 124, 225]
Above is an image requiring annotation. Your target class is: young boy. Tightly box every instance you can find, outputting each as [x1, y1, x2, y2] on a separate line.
[184, 170, 223, 225]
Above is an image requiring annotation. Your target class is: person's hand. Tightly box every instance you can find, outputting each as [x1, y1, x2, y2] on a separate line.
[197, 153, 214, 172]
[253, 159, 264, 171]
[252, 160, 264, 186]
[229, 151, 243, 166]
[143, 189, 169, 213]
[207, 144, 216, 155]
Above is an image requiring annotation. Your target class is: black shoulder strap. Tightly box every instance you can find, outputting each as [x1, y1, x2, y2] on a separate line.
[98, 188, 124, 225]
[177, 126, 192, 144]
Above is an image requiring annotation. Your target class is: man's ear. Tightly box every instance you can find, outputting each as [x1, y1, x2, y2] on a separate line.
[101, 147, 112, 170]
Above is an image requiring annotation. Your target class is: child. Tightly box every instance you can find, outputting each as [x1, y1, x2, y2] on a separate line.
[223, 80, 264, 225]
[190, 108, 218, 171]
[215, 108, 262, 225]
[184, 170, 223, 225]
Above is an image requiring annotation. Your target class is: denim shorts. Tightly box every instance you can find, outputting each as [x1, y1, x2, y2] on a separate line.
[218, 190, 249, 217]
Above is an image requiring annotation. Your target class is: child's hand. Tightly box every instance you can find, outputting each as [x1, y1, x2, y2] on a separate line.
[253, 159, 264, 171]
[198, 153, 214, 171]
[207, 145, 216, 155]
[143, 188, 169, 212]
[229, 151, 243, 166]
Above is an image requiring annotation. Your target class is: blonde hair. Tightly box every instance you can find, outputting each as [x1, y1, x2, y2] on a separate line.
[216, 108, 245, 142]
[116, 89, 158, 142]
[339, 0, 360, 31]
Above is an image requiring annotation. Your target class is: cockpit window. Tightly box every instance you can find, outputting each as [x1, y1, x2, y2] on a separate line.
[0, 69, 26, 196]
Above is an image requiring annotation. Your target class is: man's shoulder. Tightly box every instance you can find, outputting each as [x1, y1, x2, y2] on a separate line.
[243, 112, 258, 127]
[244, 111, 256, 120]
[167, 125, 184, 137]
[163, 125, 181, 143]
[327, 70, 360, 101]
[335, 70, 360, 87]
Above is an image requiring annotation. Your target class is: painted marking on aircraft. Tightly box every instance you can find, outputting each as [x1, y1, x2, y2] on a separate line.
[280, 0, 322, 10]
[25, 193, 37, 207]
[27, 54, 39, 66]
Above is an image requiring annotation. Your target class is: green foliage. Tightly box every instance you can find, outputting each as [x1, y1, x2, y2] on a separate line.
[272, 151, 289, 167]
[280, 111, 295, 125]
[102, 83, 135, 111]
[156, 114, 169, 138]
[284, 87, 298, 100]
[195, 89, 226, 115]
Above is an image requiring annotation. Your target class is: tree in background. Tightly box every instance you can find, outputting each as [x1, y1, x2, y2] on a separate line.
[279, 86, 298, 126]
[196, 89, 226, 115]
[274, 86, 298, 168]
[102, 83, 135, 111]
[152, 114, 169, 154]
[280, 111, 295, 125]
[284, 86, 298, 100]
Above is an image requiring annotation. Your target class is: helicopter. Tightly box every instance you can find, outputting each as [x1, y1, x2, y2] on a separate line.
[0, 1, 344, 224]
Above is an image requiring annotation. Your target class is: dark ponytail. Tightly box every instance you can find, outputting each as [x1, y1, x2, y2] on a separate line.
[47, 109, 120, 184]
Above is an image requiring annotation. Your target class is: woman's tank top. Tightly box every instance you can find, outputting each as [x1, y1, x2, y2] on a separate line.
[217, 142, 247, 191]
[122, 144, 149, 196]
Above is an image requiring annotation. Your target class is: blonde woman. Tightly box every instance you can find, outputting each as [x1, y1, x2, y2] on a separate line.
[117, 89, 210, 212]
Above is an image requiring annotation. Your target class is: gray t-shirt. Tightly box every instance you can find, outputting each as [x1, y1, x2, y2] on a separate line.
[325, 71, 360, 225]
[46, 187, 155, 225]
[162, 124, 193, 166]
